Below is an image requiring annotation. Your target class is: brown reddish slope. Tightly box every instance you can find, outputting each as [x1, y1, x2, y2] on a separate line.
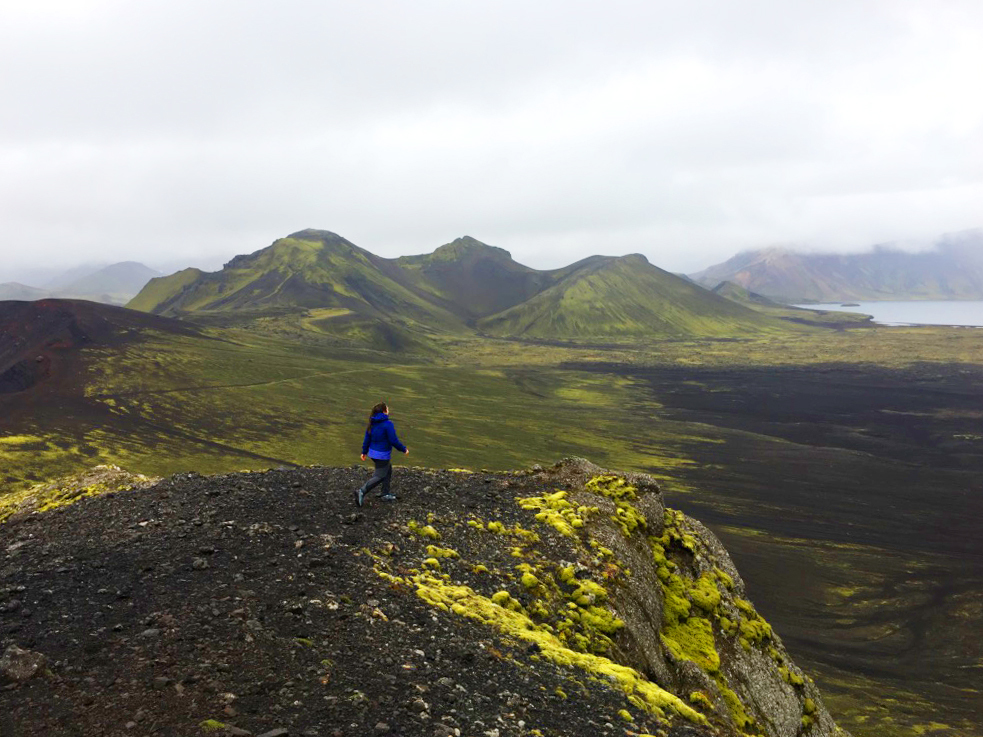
[0, 299, 198, 396]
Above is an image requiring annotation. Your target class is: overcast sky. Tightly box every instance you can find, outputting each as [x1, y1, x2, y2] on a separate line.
[1, 0, 981, 280]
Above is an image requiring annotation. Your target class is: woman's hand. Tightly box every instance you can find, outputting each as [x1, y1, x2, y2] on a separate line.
[404, 448, 410, 455]
[360, 454, 367, 461]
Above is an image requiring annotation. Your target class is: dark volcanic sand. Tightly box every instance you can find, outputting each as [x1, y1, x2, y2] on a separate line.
[566, 360, 983, 734]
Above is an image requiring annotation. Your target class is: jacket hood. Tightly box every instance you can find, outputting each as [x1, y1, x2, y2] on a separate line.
[370, 413, 389, 424]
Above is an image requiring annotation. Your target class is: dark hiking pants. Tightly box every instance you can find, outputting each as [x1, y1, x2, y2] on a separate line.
[364, 458, 392, 496]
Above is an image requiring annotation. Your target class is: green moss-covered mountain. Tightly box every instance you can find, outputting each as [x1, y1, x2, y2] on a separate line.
[129, 230, 791, 341]
[129, 231, 457, 326]
[394, 236, 552, 320]
[691, 229, 983, 302]
[477, 255, 785, 339]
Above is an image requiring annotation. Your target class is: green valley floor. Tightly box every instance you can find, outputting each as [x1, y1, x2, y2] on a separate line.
[2, 323, 982, 736]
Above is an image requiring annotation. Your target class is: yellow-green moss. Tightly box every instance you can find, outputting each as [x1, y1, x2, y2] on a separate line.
[689, 691, 714, 710]
[618, 709, 634, 722]
[719, 616, 738, 637]
[518, 490, 598, 537]
[689, 573, 722, 613]
[780, 666, 805, 688]
[585, 474, 638, 501]
[1, 465, 157, 524]
[585, 474, 648, 537]
[717, 679, 757, 733]
[490, 590, 523, 611]
[374, 565, 704, 725]
[589, 540, 615, 559]
[734, 598, 756, 618]
[612, 502, 647, 537]
[662, 618, 719, 673]
[512, 524, 540, 542]
[426, 545, 459, 559]
[199, 720, 228, 732]
[408, 520, 441, 540]
[714, 568, 735, 591]
[738, 615, 772, 651]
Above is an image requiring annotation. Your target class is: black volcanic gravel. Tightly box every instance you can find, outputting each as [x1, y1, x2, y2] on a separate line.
[0, 466, 689, 737]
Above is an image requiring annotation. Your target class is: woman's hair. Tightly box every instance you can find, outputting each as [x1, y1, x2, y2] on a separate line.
[366, 402, 388, 431]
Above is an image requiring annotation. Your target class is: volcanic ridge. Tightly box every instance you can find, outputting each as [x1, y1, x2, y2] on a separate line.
[1, 459, 843, 737]
[127, 230, 788, 342]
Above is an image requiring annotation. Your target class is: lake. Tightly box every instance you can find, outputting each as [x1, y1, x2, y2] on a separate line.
[795, 300, 983, 327]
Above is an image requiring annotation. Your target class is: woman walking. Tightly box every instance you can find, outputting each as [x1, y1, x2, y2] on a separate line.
[356, 402, 408, 506]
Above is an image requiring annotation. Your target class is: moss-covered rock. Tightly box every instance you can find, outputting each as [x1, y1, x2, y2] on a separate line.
[372, 458, 844, 737]
[0, 465, 157, 524]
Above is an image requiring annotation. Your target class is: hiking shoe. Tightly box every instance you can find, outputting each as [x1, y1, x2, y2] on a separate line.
[380, 494, 398, 502]
[355, 487, 365, 507]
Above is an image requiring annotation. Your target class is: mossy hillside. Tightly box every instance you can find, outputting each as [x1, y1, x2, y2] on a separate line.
[573, 469, 837, 737]
[7, 301, 981, 736]
[647, 507, 845, 737]
[476, 254, 799, 339]
[124, 267, 204, 313]
[0, 465, 157, 523]
[394, 236, 551, 320]
[375, 501, 704, 729]
[127, 231, 465, 334]
[128, 229, 807, 343]
[371, 461, 843, 737]
[3, 317, 717, 494]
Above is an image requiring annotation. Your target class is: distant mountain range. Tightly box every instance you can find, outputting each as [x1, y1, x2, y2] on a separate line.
[691, 229, 983, 302]
[1, 262, 161, 305]
[0, 283, 50, 301]
[129, 229, 787, 342]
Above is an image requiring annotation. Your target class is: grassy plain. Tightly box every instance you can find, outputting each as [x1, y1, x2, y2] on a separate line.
[2, 320, 982, 736]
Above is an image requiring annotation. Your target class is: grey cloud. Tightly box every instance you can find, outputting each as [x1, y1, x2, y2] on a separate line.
[1, 0, 981, 278]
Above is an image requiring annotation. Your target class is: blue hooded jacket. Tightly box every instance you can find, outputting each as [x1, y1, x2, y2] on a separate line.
[362, 413, 407, 461]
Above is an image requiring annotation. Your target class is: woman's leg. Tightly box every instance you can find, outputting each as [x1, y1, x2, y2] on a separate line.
[364, 459, 391, 493]
[380, 461, 393, 496]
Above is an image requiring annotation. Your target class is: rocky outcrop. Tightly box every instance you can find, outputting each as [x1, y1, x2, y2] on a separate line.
[373, 458, 841, 737]
[0, 461, 848, 737]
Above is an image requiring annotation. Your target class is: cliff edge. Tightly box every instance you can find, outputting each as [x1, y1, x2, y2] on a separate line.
[0, 460, 848, 737]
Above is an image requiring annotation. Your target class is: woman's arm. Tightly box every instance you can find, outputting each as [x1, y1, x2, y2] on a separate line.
[387, 422, 407, 454]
